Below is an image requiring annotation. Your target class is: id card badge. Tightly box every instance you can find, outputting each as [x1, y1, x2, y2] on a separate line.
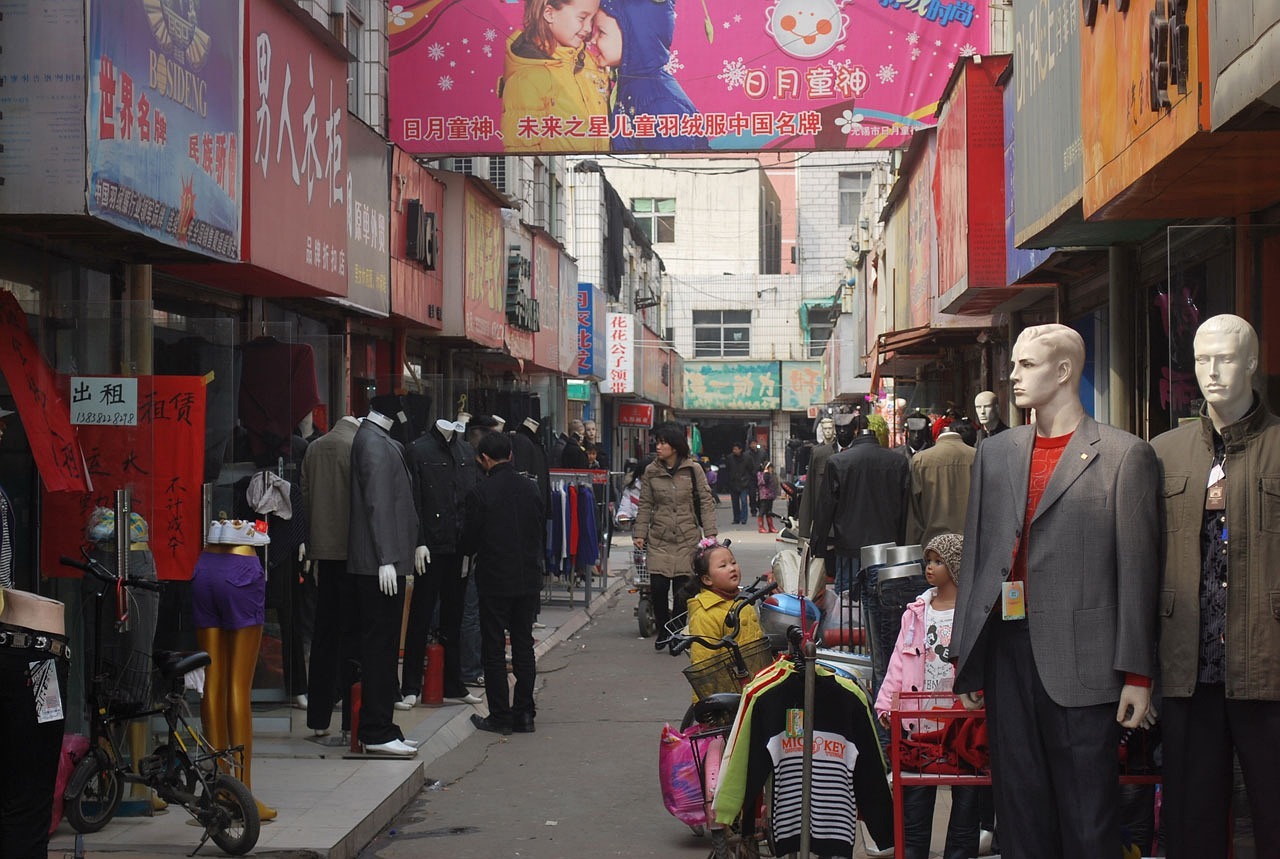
[1002, 580, 1026, 621]
[1206, 465, 1226, 511]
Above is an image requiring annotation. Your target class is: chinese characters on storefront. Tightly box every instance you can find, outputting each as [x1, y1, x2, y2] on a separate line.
[605, 312, 635, 394]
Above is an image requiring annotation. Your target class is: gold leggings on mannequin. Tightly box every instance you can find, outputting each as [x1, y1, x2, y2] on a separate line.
[196, 625, 277, 820]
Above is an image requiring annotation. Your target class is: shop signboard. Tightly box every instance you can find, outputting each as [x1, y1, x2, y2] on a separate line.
[1005, 77, 1054, 284]
[388, 0, 988, 155]
[42, 376, 207, 581]
[780, 361, 822, 411]
[463, 186, 506, 348]
[604, 312, 635, 395]
[906, 131, 937, 328]
[639, 324, 669, 405]
[618, 404, 655, 428]
[560, 260, 583, 375]
[577, 283, 604, 378]
[685, 361, 781, 411]
[70, 377, 140, 426]
[533, 234, 561, 372]
[86, 0, 242, 259]
[245, 0, 348, 294]
[344, 118, 391, 316]
[0, 0, 86, 214]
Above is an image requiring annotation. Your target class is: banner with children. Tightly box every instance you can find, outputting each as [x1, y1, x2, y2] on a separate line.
[389, 0, 989, 155]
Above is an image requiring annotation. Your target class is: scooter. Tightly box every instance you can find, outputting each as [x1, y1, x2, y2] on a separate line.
[628, 548, 656, 637]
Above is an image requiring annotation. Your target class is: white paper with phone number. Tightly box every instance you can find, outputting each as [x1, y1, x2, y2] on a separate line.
[30, 659, 64, 723]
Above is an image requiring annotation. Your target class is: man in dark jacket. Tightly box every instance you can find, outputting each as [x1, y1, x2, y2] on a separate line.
[460, 431, 545, 735]
[723, 442, 755, 525]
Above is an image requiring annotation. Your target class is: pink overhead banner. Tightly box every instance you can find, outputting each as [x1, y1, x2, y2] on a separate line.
[388, 0, 987, 155]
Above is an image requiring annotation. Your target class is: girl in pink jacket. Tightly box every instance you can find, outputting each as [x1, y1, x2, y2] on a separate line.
[874, 533, 979, 859]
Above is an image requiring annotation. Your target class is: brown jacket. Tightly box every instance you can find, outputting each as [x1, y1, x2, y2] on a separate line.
[907, 433, 975, 546]
[1152, 399, 1280, 700]
[634, 457, 717, 579]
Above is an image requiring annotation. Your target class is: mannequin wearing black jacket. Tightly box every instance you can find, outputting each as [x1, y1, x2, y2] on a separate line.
[401, 419, 480, 706]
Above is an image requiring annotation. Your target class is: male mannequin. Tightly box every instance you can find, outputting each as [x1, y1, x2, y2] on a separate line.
[810, 414, 910, 692]
[399, 418, 482, 708]
[348, 408, 422, 756]
[510, 416, 552, 515]
[1151, 314, 1280, 857]
[300, 414, 361, 736]
[895, 411, 933, 459]
[797, 417, 837, 541]
[951, 324, 1157, 858]
[556, 419, 589, 468]
[906, 425, 975, 545]
[973, 391, 1008, 441]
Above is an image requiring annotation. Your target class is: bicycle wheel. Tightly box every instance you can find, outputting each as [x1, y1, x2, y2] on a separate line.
[204, 774, 260, 855]
[637, 598, 656, 638]
[64, 753, 124, 833]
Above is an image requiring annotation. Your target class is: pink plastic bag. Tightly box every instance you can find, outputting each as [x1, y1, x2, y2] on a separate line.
[659, 723, 707, 827]
[50, 733, 90, 835]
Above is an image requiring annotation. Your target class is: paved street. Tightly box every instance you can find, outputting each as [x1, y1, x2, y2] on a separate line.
[354, 521, 904, 859]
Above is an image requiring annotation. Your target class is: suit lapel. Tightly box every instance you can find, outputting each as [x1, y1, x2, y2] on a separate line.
[1007, 426, 1034, 533]
[1030, 416, 1100, 525]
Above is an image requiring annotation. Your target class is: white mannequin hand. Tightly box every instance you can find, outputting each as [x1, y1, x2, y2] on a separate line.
[1116, 683, 1151, 729]
[958, 691, 984, 710]
[298, 543, 306, 563]
[414, 545, 430, 574]
[298, 543, 312, 576]
[377, 564, 398, 597]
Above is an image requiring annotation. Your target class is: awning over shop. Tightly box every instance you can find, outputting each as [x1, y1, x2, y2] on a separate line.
[869, 324, 986, 383]
[799, 294, 840, 334]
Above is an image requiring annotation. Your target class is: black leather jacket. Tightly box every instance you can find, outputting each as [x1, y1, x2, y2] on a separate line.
[408, 427, 478, 554]
[810, 434, 910, 558]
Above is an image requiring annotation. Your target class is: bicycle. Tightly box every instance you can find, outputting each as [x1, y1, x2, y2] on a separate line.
[627, 548, 656, 638]
[58, 552, 261, 856]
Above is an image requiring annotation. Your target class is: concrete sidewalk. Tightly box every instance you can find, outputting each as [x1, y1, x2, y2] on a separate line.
[48, 570, 629, 858]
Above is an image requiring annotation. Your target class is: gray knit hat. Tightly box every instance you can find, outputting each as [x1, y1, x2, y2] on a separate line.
[924, 533, 964, 584]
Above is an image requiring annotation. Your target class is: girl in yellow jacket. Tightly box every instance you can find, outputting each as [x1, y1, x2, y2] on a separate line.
[686, 539, 765, 666]
[500, 0, 611, 153]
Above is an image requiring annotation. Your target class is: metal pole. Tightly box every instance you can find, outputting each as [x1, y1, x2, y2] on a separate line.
[799, 633, 817, 858]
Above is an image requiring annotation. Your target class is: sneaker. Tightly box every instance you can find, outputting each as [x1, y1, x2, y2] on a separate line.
[463, 676, 485, 688]
[444, 692, 483, 705]
[393, 694, 418, 711]
[205, 520, 226, 544]
[223, 519, 270, 546]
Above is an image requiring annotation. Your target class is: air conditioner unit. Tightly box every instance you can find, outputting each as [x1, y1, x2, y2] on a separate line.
[406, 200, 437, 269]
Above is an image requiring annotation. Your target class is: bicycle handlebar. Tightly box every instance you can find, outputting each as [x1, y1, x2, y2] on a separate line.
[59, 553, 163, 592]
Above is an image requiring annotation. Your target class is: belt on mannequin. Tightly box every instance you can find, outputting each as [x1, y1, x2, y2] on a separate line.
[0, 623, 71, 660]
[203, 545, 259, 557]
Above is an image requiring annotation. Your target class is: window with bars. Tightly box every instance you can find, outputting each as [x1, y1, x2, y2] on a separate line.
[693, 310, 751, 358]
[488, 157, 507, 193]
[839, 172, 870, 226]
[346, 9, 363, 117]
[453, 157, 474, 175]
[632, 197, 676, 243]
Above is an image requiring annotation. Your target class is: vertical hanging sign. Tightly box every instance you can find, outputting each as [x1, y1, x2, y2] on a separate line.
[605, 312, 635, 395]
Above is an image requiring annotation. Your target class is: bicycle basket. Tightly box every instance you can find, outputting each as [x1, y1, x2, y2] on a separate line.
[682, 638, 777, 699]
[631, 549, 649, 586]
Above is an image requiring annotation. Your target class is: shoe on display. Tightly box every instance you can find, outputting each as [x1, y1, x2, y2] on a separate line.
[291, 694, 308, 710]
[469, 714, 512, 736]
[393, 694, 418, 711]
[365, 739, 417, 756]
[444, 693, 483, 705]
[223, 519, 271, 546]
[205, 520, 226, 544]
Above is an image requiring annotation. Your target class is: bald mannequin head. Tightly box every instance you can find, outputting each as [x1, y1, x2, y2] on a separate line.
[974, 391, 1000, 430]
[1194, 314, 1258, 431]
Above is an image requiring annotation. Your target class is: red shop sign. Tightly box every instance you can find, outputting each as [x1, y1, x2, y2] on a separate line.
[617, 404, 655, 428]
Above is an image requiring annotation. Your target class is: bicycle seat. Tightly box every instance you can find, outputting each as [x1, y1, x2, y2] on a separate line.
[692, 692, 741, 723]
[153, 649, 211, 681]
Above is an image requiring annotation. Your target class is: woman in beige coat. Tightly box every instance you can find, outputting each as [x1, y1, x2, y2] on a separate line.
[633, 422, 718, 650]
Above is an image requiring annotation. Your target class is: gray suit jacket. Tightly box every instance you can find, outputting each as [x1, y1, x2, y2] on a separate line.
[951, 416, 1159, 707]
[348, 421, 420, 577]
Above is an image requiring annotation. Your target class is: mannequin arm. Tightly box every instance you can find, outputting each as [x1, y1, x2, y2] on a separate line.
[1116, 683, 1151, 729]
[414, 545, 430, 574]
[377, 563, 398, 596]
[298, 543, 311, 576]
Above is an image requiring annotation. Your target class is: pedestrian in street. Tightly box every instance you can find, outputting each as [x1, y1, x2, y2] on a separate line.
[723, 442, 754, 525]
[460, 431, 545, 736]
[874, 533, 979, 859]
[756, 461, 778, 533]
[633, 422, 718, 649]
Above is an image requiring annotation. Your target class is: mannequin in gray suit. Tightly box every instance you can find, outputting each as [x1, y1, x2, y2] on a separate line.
[348, 408, 424, 756]
[951, 324, 1158, 858]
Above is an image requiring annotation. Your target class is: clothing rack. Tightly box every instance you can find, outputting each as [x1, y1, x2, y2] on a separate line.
[545, 468, 612, 608]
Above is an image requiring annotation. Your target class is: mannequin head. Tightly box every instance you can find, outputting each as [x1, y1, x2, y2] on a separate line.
[1010, 324, 1084, 411]
[1194, 314, 1258, 431]
[833, 413, 857, 447]
[818, 417, 836, 446]
[568, 418, 585, 440]
[974, 391, 1000, 429]
[583, 420, 599, 444]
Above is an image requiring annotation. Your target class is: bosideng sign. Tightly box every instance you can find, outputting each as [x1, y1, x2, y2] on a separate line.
[388, 0, 988, 155]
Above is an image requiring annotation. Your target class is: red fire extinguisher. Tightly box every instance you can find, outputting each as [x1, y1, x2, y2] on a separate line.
[422, 638, 445, 706]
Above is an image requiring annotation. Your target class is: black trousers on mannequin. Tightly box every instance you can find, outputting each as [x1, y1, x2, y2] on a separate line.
[349, 573, 405, 746]
[306, 560, 358, 732]
[0, 648, 66, 858]
[267, 553, 316, 697]
[984, 619, 1120, 859]
[1162, 683, 1280, 858]
[401, 553, 466, 698]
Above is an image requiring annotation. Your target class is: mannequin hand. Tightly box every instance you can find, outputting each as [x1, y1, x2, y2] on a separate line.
[377, 564, 398, 597]
[414, 545, 430, 575]
[958, 690, 984, 710]
[1116, 684, 1151, 729]
[306, 560, 315, 580]
[1140, 701, 1159, 730]
[298, 543, 307, 563]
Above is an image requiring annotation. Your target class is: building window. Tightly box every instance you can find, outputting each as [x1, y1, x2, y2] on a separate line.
[838, 172, 869, 226]
[488, 157, 507, 193]
[452, 157, 474, 175]
[693, 310, 751, 357]
[807, 325, 833, 357]
[346, 8, 364, 119]
[806, 305, 837, 357]
[633, 197, 676, 243]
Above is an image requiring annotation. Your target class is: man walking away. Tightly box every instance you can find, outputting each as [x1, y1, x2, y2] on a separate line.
[460, 431, 545, 736]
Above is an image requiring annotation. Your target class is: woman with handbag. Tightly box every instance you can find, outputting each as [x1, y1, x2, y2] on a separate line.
[632, 422, 718, 651]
